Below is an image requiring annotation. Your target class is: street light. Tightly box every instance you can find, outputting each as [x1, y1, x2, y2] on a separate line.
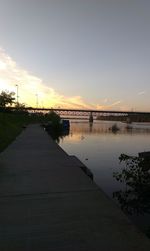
[36, 93, 38, 108]
[15, 84, 19, 104]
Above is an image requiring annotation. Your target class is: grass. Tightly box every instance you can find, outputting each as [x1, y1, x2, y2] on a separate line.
[0, 112, 30, 152]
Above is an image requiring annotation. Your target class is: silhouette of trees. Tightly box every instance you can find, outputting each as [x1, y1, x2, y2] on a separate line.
[0, 90, 15, 107]
[113, 154, 150, 215]
[14, 102, 26, 111]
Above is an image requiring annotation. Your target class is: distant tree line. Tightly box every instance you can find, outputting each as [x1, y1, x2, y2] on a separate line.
[97, 115, 127, 122]
[97, 114, 150, 122]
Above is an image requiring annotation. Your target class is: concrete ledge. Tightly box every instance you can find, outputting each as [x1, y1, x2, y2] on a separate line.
[69, 155, 94, 180]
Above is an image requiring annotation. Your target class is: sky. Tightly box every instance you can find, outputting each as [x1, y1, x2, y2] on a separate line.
[0, 0, 150, 111]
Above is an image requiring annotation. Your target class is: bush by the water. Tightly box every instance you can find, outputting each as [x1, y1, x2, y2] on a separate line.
[113, 153, 150, 216]
[109, 123, 120, 132]
[43, 111, 63, 140]
[46, 111, 61, 130]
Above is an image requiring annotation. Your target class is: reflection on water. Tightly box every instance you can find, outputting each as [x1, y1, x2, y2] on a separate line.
[50, 129, 70, 143]
[59, 120, 150, 237]
[63, 120, 150, 135]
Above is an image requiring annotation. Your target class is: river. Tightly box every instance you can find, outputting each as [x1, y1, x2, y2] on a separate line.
[58, 120, 150, 237]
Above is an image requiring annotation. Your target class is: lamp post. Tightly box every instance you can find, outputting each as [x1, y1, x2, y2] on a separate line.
[15, 84, 19, 104]
[36, 93, 38, 108]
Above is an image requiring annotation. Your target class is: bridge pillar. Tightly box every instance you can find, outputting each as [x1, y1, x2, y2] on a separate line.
[89, 112, 93, 123]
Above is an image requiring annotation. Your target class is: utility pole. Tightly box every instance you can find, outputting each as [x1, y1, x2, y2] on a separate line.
[15, 84, 19, 104]
[36, 93, 38, 108]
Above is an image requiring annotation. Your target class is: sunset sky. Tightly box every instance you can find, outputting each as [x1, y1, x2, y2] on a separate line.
[0, 0, 150, 111]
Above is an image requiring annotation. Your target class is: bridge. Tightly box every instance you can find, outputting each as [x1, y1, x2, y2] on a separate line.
[2, 107, 150, 121]
[16, 107, 150, 116]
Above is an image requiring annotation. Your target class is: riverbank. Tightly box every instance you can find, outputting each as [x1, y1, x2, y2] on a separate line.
[0, 110, 62, 152]
[0, 124, 150, 250]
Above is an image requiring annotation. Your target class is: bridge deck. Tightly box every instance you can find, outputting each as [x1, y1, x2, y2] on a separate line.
[0, 124, 150, 251]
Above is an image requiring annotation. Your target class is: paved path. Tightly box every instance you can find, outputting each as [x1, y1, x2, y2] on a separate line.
[0, 124, 150, 251]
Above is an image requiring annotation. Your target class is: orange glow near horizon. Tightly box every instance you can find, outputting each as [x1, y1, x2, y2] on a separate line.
[0, 48, 148, 112]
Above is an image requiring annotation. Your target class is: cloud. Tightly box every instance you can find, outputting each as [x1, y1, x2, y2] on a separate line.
[0, 47, 124, 110]
[96, 100, 122, 110]
[103, 98, 108, 103]
[138, 91, 145, 96]
[0, 48, 88, 108]
[109, 100, 122, 107]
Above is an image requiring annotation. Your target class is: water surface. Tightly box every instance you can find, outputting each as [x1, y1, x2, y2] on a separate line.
[59, 120, 150, 237]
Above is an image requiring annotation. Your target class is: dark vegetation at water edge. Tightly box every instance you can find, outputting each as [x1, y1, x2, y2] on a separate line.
[42, 111, 62, 142]
[109, 123, 120, 133]
[0, 109, 65, 152]
[113, 153, 150, 238]
[43, 115, 70, 143]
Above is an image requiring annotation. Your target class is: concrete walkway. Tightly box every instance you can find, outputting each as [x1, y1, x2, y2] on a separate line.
[0, 124, 150, 251]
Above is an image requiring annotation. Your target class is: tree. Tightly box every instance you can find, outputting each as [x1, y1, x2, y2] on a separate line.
[0, 90, 15, 107]
[15, 102, 26, 110]
[113, 154, 150, 215]
[14, 102, 28, 114]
